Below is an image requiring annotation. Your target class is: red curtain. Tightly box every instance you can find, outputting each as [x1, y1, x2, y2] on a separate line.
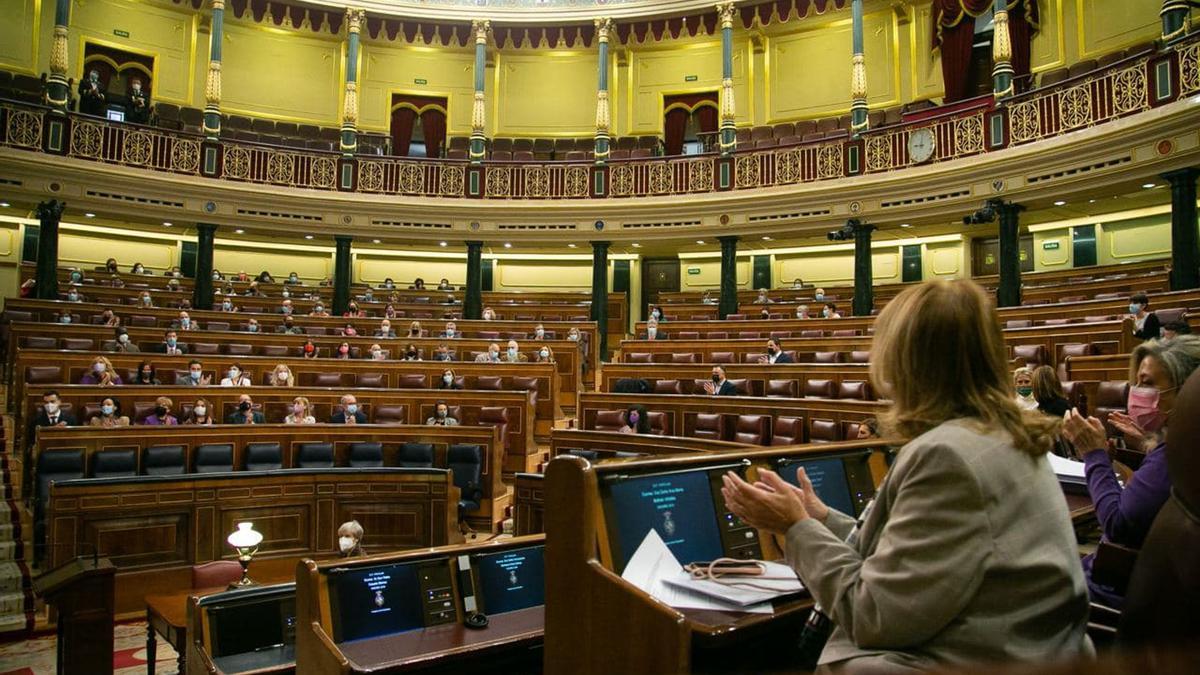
[663, 108, 689, 156]
[934, 0, 1039, 102]
[1008, 1, 1040, 92]
[420, 108, 447, 158]
[695, 105, 718, 134]
[390, 106, 416, 157]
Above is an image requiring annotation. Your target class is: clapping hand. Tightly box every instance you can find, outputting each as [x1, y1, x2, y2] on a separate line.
[1106, 411, 1150, 451]
[720, 469, 810, 536]
[1062, 409, 1108, 456]
[702, 381, 716, 394]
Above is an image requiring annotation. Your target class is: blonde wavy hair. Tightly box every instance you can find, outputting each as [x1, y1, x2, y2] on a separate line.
[869, 280, 1059, 457]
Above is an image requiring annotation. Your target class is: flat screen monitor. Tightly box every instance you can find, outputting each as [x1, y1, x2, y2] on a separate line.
[328, 561, 425, 644]
[209, 593, 296, 658]
[777, 455, 859, 517]
[106, 108, 124, 122]
[474, 544, 546, 615]
[601, 462, 761, 573]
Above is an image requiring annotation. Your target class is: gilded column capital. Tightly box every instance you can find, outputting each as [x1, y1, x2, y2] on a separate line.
[992, 8, 1012, 65]
[716, 2, 737, 29]
[343, 81, 359, 125]
[472, 19, 491, 44]
[595, 90, 610, 134]
[49, 25, 69, 78]
[471, 90, 486, 133]
[210, 0, 225, 11]
[346, 8, 366, 35]
[850, 53, 867, 100]
[720, 77, 736, 122]
[594, 17, 614, 42]
[205, 61, 222, 106]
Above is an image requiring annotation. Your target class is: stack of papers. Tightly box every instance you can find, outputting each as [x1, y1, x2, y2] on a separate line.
[1048, 453, 1086, 479]
[619, 530, 804, 615]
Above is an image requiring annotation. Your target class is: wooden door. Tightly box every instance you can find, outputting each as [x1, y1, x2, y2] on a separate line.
[641, 258, 680, 320]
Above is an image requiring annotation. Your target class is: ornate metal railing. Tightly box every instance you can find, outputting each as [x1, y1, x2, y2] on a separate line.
[2, 32, 1195, 201]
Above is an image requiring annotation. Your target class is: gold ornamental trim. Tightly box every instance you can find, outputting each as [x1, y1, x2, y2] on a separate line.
[850, 52, 867, 101]
[717, 2, 736, 30]
[204, 60, 222, 107]
[992, 9, 1012, 66]
[473, 19, 491, 45]
[595, 17, 613, 43]
[595, 90, 610, 134]
[346, 8, 366, 34]
[471, 90, 486, 133]
[720, 77, 736, 122]
[343, 80, 359, 126]
[50, 25, 69, 78]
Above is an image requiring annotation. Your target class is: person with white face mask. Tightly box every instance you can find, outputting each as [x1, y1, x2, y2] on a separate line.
[127, 78, 149, 124]
[220, 363, 252, 387]
[285, 396, 316, 425]
[645, 318, 665, 340]
[1127, 292, 1161, 340]
[337, 520, 366, 558]
[1062, 334, 1200, 609]
[425, 400, 459, 426]
[183, 398, 214, 425]
[89, 397, 129, 427]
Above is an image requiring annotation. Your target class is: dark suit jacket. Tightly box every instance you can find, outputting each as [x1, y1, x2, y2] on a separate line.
[331, 411, 369, 424]
[641, 332, 668, 340]
[28, 410, 78, 446]
[154, 343, 188, 355]
[712, 380, 738, 396]
[770, 352, 795, 364]
[1134, 312, 1161, 340]
[225, 410, 265, 424]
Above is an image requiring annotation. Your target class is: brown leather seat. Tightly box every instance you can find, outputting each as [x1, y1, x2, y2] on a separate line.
[1006, 320, 1033, 329]
[830, 329, 857, 337]
[809, 419, 842, 444]
[800, 330, 824, 338]
[311, 372, 344, 387]
[356, 373, 387, 388]
[647, 411, 669, 436]
[771, 416, 803, 445]
[692, 413, 726, 440]
[23, 336, 57, 350]
[813, 351, 843, 364]
[1059, 295, 1087, 303]
[670, 353, 697, 364]
[1013, 344, 1049, 367]
[837, 381, 871, 400]
[474, 375, 503, 390]
[848, 350, 871, 363]
[374, 404, 408, 424]
[60, 338, 94, 351]
[129, 315, 158, 327]
[594, 410, 626, 431]
[653, 379, 683, 394]
[226, 343, 253, 355]
[191, 343, 220, 355]
[1094, 380, 1130, 435]
[766, 379, 798, 398]
[706, 332, 728, 339]
[1119, 369, 1200, 645]
[511, 376, 540, 409]
[260, 345, 289, 357]
[477, 407, 509, 443]
[1061, 381, 1085, 411]
[1156, 308, 1187, 325]
[804, 379, 835, 398]
[398, 373, 428, 389]
[741, 353, 765, 364]
[206, 321, 230, 332]
[625, 352, 653, 363]
[709, 352, 734, 363]
[677, 331, 700, 339]
[737, 331, 760, 339]
[727, 378, 751, 395]
[1058, 342, 1098, 380]
[726, 314, 747, 321]
[25, 365, 63, 384]
[734, 415, 770, 445]
[191, 561, 243, 589]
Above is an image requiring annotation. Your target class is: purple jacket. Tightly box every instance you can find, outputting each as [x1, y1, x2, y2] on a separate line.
[1080, 443, 1170, 608]
[79, 373, 123, 385]
[142, 414, 178, 426]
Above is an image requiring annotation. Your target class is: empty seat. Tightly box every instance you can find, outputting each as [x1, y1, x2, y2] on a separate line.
[1157, 308, 1187, 325]
[206, 321, 230, 332]
[594, 410, 626, 432]
[677, 331, 700, 340]
[191, 343, 220, 355]
[397, 373, 428, 389]
[809, 419, 842, 444]
[34, 448, 86, 560]
[296, 442, 334, 468]
[374, 405, 408, 424]
[771, 417, 803, 446]
[226, 343, 253, 355]
[356, 373, 387, 388]
[449, 444, 484, 517]
[830, 330, 857, 337]
[477, 407, 509, 442]
[766, 379, 798, 398]
[23, 337, 58, 350]
[647, 411, 669, 436]
[813, 351, 843, 364]
[61, 338, 94, 351]
[653, 379, 683, 394]
[397, 443, 435, 468]
[804, 379, 835, 398]
[709, 352, 734, 364]
[693, 413, 726, 440]
[348, 442, 384, 468]
[800, 330, 824, 338]
[737, 331, 761, 339]
[475, 375, 503, 390]
[837, 381, 871, 400]
[91, 449, 137, 478]
[244, 443, 283, 471]
[25, 365, 62, 384]
[193, 444, 234, 473]
[670, 353, 697, 364]
[1012, 344, 1049, 367]
[848, 351, 871, 364]
[734, 415, 771, 445]
[260, 345, 289, 357]
[1006, 320, 1033, 329]
[311, 372, 344, 387]
[1095, 380, 1131, 434]
[143, 445, 187, 475]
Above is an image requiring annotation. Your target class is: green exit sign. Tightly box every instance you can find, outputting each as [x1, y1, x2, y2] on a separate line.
[687, 267, 701, 275]
[684, 75, 698, 82]
[1042, 241, 1060, 250]
[414, 78, 427, 85]
[113, 29, 130, 38]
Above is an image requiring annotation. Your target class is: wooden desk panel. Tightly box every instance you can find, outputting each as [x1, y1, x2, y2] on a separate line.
[599, 363, 873, 396]
[22, 385, 540, 475]
[49, 469, 456, 615]
[36, 424, 506, 531]
[549, 428, 753, 461]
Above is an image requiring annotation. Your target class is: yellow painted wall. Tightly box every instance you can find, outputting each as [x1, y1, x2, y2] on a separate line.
[356, 255, 466, 287]
[1098, 214, 1171, 265]
[221, 20, 342, 126]
[924, 240, 966, 279]
[58, 227, 178, 271]
[0, 220, 24, 304]
[214, 242, 333, 281]
[1033, 228, 1074, 271]
[0, 0, 42, 75]
[494, 259, 594, 291]
[627, 36, 751, 136]
[680, 258, 752, 289]
[495, 51, 598, 136]
[358, 45, 475, 134]
[1075, 0, 1162, 59]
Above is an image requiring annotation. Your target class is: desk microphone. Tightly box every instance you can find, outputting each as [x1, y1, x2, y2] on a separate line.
[457, 556, 489, 629]
[39, 542, 101, 569]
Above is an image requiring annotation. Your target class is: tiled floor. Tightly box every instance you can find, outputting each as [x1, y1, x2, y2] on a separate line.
[0, 621, 179, 675]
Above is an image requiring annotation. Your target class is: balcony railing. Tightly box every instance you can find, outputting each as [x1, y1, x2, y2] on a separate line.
[2, 32, 1195, 202]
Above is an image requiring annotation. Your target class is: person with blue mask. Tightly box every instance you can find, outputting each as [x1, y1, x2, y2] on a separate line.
[1128, 292, 1160, 341]
[158, 330, 187, 355]
[89, 396, 129, 427]
[503, 339, 528, 363]
[181, 359, 211, 386]
[332, 394, 368, 424]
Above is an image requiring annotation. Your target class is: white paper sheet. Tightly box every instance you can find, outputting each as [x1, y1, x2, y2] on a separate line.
[620, 529, 774, 614]
[663, 560, 804, 607]
[1048, 453, 1086, 479]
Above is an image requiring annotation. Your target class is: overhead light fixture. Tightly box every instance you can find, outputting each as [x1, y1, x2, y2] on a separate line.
[304, 235, 313, 240]
[503, 242, 512, 249]
[631, 243, 642, 248]
[900, 223, 911, 228]
[234, 228, 245, 234]
[567, 243, 577, 248]
[162, 221, 173, 227]
[1142, 183, 1156, 189]
[0, 201, 9, 208]
[1053, 200, 1066, 206]
[761, 236, 773, 240]
[84, 212, 95, 218]
[1088, 199, 1097, 203]
[372, 239, 381, 244]
[438, 241, 447, 247]
[695, 240, 705, 245]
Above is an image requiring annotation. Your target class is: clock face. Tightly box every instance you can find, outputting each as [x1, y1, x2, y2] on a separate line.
[908, 128, 936, 163]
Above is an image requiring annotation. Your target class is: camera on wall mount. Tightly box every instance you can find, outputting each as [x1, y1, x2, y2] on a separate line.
[963, 199, 1002, 225]
[827, 218, 864, 241]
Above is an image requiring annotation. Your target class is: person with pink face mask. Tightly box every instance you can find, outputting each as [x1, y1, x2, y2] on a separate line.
[1062, 334, 1200, 609]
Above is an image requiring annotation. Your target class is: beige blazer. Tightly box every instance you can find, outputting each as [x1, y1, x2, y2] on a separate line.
[785, 418, 1091, 673]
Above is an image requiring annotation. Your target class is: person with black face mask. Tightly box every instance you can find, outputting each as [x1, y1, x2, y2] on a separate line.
[226, 394, 265, 424]
[703, 365, 737, 396]
[762, 337, 794, 364]
[425, 401, 459, 426]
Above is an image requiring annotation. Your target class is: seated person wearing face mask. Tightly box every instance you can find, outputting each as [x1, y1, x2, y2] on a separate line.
[375, 320, 396, 338]
[425, 401, 459, 426]
[285, 397, 316, 425]
[401, 344, 421, 361]
[1128, 292, 1160, 341]
[703, 365, 738, 396]
[503, 340, 528, 363]
[226, 394, 265, 424]
[180, 360, 212, 386]
[157, 330, 187, 355]
[619, 405, 651, 434]
[439, 370, 463, 390]
[218, 297, 238, 313]
[535, 346, 554, 363]
[644, 318, 666, 340]
[220, 363, 253, 387]
[142, 396, 179, 425]
[442, 322, 459, 338]
[90, 397, 130, 428]
[277, 317, 304, 335]
[172, 311, 197, 331]
[762, 337, 794, 364]
[244, 319, 261, 333]
[64, 286, 85, 303]
[310, 303, 330, 317]
[104, 328, 141, 353]
[366, 344, 388, 360]
[475, 343, 502, 363]
[338, 520, 366, 558]
[183, 398, 215, 425]
[431, 344, 453, 362]
[332, 394, 368, 424]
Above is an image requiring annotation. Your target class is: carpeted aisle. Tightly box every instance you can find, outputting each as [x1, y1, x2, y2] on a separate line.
[0, 621, 179, 674]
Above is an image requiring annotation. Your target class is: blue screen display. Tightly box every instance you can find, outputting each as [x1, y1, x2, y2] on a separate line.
[606, 469, 724, 572]
[780, 457, 855, 517]
[475, 545, 546, 615]
[330, 562, 424, 644]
